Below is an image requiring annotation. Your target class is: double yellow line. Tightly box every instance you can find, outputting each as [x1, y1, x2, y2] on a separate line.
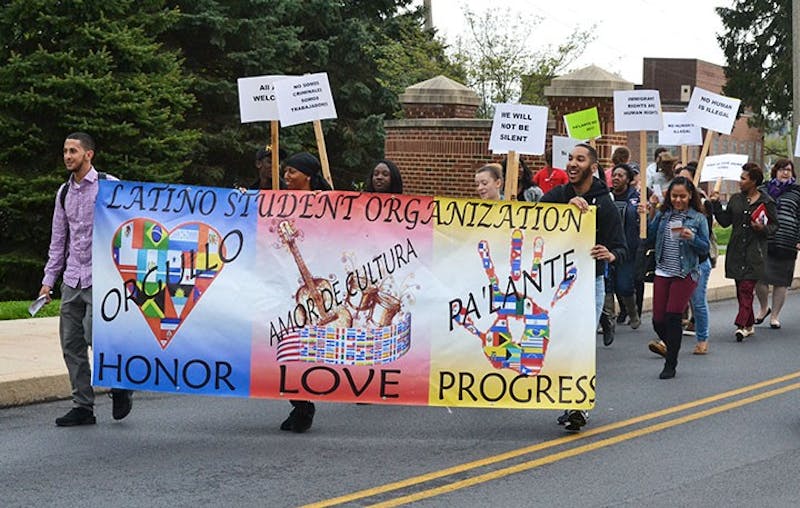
[303, 371, 800, 508]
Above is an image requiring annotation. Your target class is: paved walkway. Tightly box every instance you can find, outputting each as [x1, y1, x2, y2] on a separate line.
[2, 254, 799, 407]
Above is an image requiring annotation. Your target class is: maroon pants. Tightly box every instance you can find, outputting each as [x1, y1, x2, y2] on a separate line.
[652, 275, 697, 324]
[735, 279, 757, 328]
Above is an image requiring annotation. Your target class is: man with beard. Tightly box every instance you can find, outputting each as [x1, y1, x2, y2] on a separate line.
[540, 143, 627, 431]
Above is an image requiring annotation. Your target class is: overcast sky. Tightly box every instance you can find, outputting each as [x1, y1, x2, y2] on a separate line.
[430, 0, 732, 84]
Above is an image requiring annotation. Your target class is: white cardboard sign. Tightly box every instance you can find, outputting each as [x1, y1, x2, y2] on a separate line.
[488, 103, 548, 155]
[551, 135, 582, 171]
[658, 112, 703, 146]
[685, 87, 741, 135]
[699, 153, 749, 182]
[613, 90, 663, 132]
[274, 72, 337, 127]
[237, 75, 288, 123]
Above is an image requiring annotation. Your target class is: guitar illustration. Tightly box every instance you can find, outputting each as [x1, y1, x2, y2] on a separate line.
[277, 220, 352, 327]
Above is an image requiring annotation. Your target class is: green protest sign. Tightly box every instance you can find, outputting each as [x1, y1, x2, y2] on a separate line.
[563, 107, 601, 140]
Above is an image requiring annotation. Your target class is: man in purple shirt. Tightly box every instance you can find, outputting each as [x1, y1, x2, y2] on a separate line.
[39, 132, 133, 426]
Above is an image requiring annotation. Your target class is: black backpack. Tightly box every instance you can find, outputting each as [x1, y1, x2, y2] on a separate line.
[59, 171, 107, 209]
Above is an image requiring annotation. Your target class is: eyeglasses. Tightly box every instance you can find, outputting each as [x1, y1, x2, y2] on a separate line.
[778, 167, 793, 172]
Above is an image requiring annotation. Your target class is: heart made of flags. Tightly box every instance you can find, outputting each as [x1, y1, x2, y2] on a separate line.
[112, 219, 226, 349]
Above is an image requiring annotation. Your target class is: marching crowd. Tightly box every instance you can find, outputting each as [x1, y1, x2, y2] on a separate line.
[41, 132, 798, 434]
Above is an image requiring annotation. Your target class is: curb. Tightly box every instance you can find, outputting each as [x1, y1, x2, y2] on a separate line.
[0, 374, 71, 408]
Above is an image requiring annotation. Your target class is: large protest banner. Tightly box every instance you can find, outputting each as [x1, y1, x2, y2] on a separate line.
[92, 181, 596, 410]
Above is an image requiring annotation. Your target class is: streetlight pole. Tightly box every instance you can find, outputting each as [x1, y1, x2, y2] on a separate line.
[793, 0, 800, 163]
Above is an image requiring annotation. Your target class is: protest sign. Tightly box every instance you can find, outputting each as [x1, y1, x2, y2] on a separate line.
[237, 75, 286, 123]
[552, 135, 582, 170]
[685, 87, 741, 136]
[274, 72, 337, 127]
[93, 180, 597, 410]
[489, 103, 548, 155]
[658, 112, 703, 146]
[564, 107, 601, 140]
[698, 153, 749, 182]
[613, 90, 663, 132]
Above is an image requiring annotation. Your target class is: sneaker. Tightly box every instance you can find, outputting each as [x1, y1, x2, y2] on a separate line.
[110, 389, 133, 420]
[564, 410, 588, 432]
[556, 410, 570, 425]
[55, 407, 96, 427]
[693, 341, 708, 355]
[735, 327, 754, 342]
[648, 339, 667, 357]
[683, 321, 696, 336]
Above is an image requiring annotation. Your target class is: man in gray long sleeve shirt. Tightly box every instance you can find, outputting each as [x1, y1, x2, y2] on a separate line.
[40, 132, 133, 426]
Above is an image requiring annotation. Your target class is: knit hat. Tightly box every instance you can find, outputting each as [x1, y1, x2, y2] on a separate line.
[284, 152, 321, 176]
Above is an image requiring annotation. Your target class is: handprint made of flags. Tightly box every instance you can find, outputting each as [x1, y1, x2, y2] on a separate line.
[452, 229, 577, 376]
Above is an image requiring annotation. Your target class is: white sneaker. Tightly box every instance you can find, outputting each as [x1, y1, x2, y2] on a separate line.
[736, 327, 754, 342]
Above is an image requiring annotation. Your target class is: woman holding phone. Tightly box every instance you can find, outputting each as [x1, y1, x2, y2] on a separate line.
[640, 176, 710, 379]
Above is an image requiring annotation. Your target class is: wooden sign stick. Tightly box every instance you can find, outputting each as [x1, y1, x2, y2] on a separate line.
[313, 120, 334, 189]
[270, 120, 280, 191]
[693, 130, 715, 187]
[639, 131, 648, 238]
[681, 145, 688, 166]
[713, 176, 724, 194]
[504, 151, 520, 201]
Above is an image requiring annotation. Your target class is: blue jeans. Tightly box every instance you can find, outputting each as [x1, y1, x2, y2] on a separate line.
[689, 258, 711, 341]
[595, 275, 605, 327]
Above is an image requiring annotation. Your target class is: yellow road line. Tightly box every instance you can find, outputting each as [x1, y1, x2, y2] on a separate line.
[302, 371, 800, 508]
[368, 381, 800, 507]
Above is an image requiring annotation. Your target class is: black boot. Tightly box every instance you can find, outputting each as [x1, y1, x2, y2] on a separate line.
[600, 311, 616, 346]
[660, 312, 683, 379]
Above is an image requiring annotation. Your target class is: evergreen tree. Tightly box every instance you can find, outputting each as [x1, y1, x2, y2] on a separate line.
[163, 0, 459, 189]
[717, 0, 791, 129]
[0, 0, 199, 299]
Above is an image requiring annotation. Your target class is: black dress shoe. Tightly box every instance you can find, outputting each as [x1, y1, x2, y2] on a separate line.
[754, 308, 771, 325]
[110, 389, 133, 420]
[56, 407, 96, 427]
[659, 366, 676, 379]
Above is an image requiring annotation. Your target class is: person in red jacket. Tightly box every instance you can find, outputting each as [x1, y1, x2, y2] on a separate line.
[532, 148, 568, 193]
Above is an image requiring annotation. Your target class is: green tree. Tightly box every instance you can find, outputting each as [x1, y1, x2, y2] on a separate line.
[454, 8, 594, 117]
[163, 0, 459, 189]
[717, 0, 791, 129]
[0, 0, 199, 299]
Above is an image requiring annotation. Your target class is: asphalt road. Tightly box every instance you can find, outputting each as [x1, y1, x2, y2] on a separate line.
[2, 296, 800, 507]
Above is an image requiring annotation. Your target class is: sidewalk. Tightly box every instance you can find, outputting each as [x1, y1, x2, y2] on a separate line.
[2, 254, 799, 408]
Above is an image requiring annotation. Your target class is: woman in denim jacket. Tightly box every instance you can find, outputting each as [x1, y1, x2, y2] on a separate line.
[639, 176, 710, 379]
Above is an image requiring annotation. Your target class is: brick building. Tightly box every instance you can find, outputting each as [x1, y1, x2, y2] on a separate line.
[629, 58, 763, 166]
[384, 67, 637, 198]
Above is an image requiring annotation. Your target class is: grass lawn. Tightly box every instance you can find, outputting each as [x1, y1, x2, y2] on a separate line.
[0, 300, 61, 320]
[714, 225, 730, 255]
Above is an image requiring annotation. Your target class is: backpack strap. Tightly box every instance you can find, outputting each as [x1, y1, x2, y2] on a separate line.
[59, 171, 107, 209]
